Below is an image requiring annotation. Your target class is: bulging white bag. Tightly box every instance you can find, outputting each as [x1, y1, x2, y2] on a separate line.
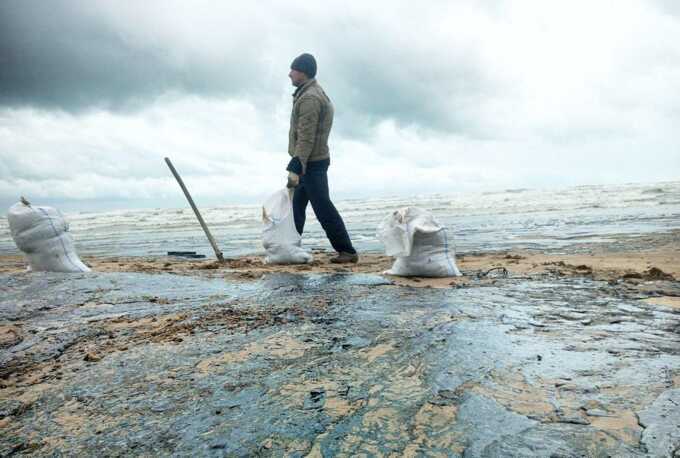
[262, 189, 312, 265]
[378, 207, 461, 277]
[7, 201, 90, 273]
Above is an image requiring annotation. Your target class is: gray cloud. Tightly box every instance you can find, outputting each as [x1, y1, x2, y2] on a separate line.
[0, 0, 500, 138]
[325, 39, 493, 137]
[653, 0, 680, 17]
[0, 0, 276, 112]
[0, 0, 679, 211]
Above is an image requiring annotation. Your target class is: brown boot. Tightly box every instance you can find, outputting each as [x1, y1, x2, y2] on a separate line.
[330, 252, 358, 264]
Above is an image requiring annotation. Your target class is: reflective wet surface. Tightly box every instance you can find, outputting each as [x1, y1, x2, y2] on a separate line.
[1, 271, 679, 456]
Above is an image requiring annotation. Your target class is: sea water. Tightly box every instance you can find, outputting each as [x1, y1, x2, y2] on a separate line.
[1, 181, 678, 257]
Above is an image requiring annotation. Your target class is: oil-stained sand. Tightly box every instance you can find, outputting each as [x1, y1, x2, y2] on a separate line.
[1, 231, 679, 456]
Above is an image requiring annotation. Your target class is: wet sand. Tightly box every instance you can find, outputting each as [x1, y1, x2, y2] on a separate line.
[1, 230, 678, 285]
[1, 230, 679, 456]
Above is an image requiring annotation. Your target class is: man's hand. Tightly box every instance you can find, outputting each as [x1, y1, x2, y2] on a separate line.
[287, 171, 300, 188]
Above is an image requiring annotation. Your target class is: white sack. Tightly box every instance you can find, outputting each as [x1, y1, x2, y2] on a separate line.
[262, 189, 312, 265]
[378, 207, 461, 277]
[7, 202, 90, 273]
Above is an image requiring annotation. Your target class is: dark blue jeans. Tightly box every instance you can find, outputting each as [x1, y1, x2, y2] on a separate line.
[292, 159, 356, 254]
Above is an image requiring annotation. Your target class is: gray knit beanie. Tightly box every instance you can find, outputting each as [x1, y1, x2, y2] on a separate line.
[290, 53, 317, 79]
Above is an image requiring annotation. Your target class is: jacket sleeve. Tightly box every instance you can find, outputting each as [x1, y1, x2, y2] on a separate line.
[294, 96, 321, 172]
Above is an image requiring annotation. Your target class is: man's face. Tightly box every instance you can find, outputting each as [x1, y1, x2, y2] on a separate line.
[289, 69, 308, 87]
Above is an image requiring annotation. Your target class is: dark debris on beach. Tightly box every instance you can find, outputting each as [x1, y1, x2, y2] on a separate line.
[1, 262, 680, 456]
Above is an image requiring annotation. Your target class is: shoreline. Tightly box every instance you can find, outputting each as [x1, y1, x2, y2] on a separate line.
[1, 230, 678, 288]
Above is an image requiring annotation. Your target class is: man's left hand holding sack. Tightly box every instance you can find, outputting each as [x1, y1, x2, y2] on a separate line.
[286, 156, 304, 188]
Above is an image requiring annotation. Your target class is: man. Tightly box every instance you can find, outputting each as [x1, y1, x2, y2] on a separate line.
[286, 53, 358, 264]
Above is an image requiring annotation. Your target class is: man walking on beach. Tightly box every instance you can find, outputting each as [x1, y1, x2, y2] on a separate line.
[286, 53, 358, 264]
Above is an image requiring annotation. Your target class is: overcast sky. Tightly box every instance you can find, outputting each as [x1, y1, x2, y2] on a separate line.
[1, 0, 679, 211]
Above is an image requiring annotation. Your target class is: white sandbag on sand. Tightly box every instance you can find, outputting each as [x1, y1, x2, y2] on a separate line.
[7, 201, 90, 273]
[378, 207, 461, 277]
[262, 189, 312, 265]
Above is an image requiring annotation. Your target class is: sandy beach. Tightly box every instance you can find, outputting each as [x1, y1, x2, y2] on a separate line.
[2, 229, 680, 455]
[3, 1, 680, 453]
[2, 229, 678, 286]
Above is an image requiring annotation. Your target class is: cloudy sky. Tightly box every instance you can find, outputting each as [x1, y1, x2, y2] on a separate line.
[1, 0, 679, 211]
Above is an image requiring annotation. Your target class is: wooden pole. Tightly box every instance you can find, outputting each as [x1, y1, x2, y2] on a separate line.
[164, 157, 225, 263]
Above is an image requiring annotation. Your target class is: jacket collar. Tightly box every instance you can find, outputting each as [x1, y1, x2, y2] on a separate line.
[293, 78, 316, 100]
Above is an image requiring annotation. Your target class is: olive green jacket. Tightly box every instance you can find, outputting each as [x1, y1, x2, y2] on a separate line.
[288, 79, 334, 173]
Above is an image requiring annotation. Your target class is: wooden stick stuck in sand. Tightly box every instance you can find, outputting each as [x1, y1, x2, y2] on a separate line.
[164, 157, 225, 263]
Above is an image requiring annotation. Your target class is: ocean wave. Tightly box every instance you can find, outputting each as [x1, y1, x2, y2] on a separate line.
[642, 187, 667, 194]
[2, 182, 679, 257]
